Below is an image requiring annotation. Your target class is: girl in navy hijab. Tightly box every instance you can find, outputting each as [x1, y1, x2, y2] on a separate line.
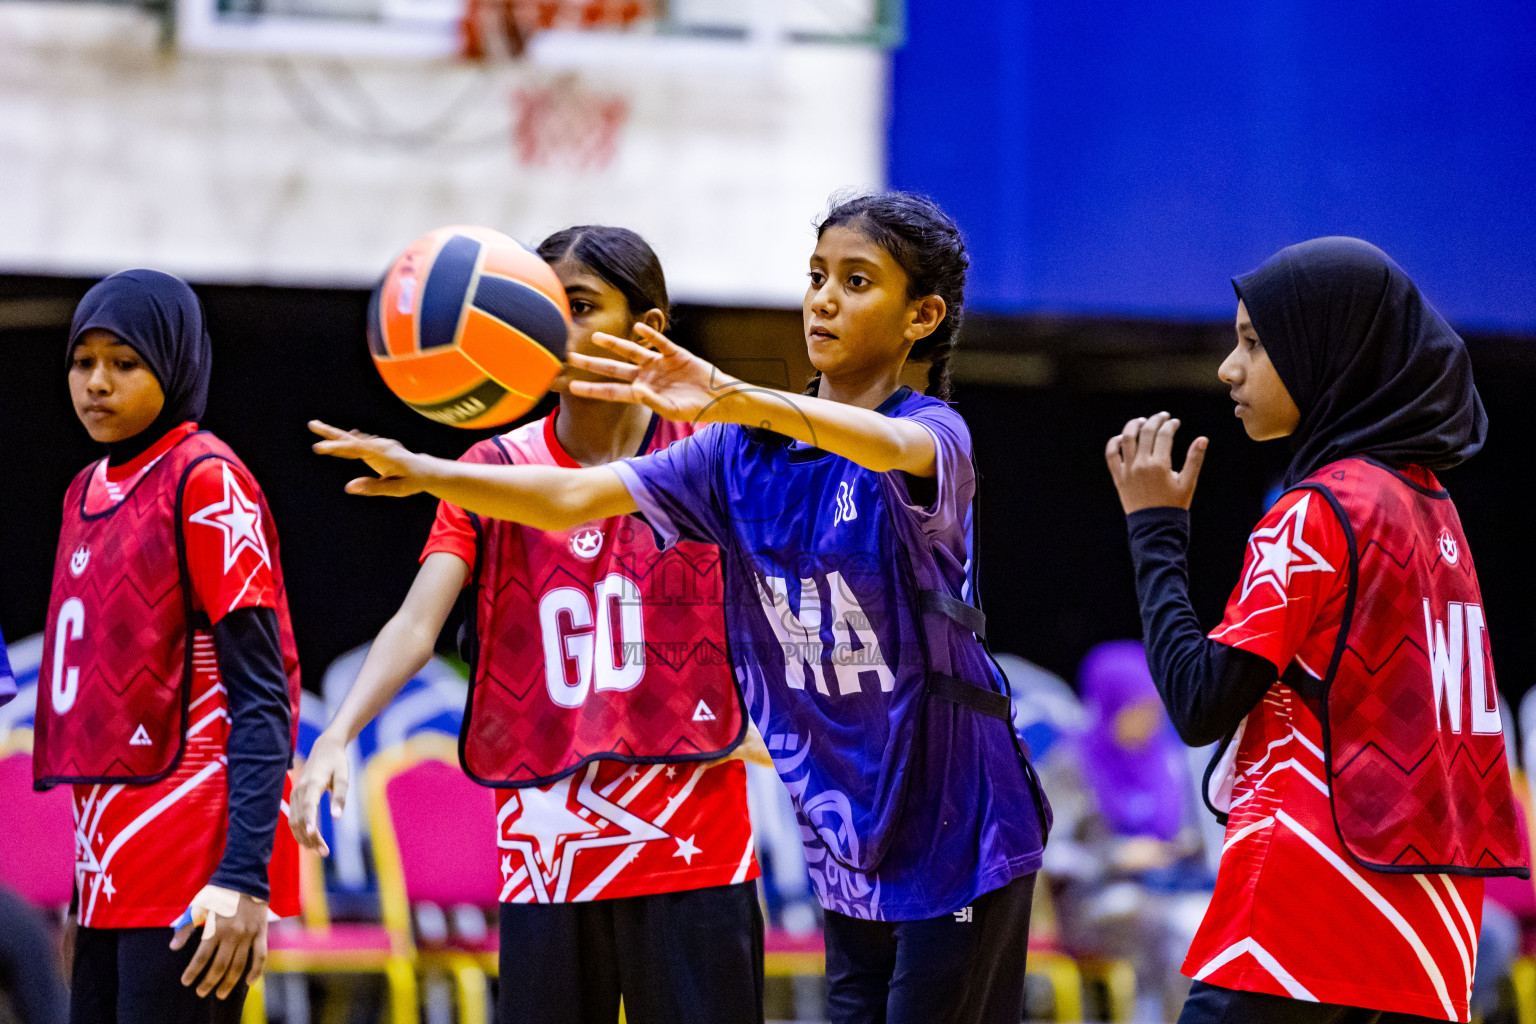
[1104, 238, 1522, 1023]
[38, 270, 301, 1024]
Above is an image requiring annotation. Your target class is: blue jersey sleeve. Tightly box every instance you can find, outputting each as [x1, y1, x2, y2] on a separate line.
[610, 422, 730, 550]
[884, 401, 977, 540]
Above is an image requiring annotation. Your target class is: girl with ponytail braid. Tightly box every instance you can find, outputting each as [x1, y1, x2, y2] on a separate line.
[312, 191, 1046, 1024]
[802, 191, 969, 401]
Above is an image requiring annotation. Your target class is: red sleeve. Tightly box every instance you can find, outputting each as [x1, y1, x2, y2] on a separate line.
[420, 499, 478, 572]
[181, 458, 278, 624]
[1208, 488, 1350, 672]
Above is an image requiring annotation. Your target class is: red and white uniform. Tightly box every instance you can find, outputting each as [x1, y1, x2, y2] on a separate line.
[1187, 472, 1483, 1021]
[71, 424, 300, 928]
[423, 411, 758, 905]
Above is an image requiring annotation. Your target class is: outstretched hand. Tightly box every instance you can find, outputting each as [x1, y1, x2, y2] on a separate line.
[1104, 412, 1208, 514]
[309, 421, 433, 497]
[566, 324, 740, 423]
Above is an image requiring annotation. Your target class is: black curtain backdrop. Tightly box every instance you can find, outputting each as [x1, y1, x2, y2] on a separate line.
[2, 277, 1531, 702]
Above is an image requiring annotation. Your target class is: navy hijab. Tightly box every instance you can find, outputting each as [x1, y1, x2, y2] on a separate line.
[68, 269, 212, 465]
[1232, 237, 1486, 488]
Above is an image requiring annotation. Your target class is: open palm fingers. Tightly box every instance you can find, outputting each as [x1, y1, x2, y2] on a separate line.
[567, 351, 640, 381]
[589, 332, 660, 365]
[631, 322, 686, 357]
[567, 379, 642, 404]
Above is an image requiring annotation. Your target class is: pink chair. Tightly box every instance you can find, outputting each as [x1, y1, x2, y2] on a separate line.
[367, 735, 501, 1024]
[252, 803, 420, 1024]
[0, 730, 75, 911]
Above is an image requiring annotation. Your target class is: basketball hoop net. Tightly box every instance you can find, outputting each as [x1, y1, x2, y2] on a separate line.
[462, 0, 654, 59]
[510, 74, 629, 170]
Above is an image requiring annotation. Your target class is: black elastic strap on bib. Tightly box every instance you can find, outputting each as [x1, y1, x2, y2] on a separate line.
[1280, 662, 1326, 701]
[920, 589, 987, 639]
[928, 673, 1011, 722]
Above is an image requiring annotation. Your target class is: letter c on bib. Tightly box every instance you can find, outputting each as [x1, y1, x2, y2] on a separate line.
[52, 597, 86, 714]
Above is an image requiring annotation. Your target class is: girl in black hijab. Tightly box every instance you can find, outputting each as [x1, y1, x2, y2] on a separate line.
[1104, 238, 1512, 1023]
[45, 270, 300, 1024]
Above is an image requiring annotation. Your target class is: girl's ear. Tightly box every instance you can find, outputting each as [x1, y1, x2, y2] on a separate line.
[634, 307, 668, 338]
[906, 294, 947, 343]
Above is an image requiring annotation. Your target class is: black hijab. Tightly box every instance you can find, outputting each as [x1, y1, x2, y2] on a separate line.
[68, 269, 212, 465]
[1232, 237, 1486, 488]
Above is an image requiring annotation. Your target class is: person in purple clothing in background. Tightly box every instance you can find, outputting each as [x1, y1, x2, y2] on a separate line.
[1060, 641, 1211, 1021]
[1079, 641, 1189, 848]
[309, 191, 1050, 1024]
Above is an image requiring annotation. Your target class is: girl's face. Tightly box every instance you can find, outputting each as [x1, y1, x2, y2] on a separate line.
[69, 329, 166, 444]
[548, 258, 665, 391]
[1218, 300, 1301, 441]
[804, 225, 945, 381]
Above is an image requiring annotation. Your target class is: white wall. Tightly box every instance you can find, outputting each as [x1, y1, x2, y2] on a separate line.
[0, 2, 885, 305]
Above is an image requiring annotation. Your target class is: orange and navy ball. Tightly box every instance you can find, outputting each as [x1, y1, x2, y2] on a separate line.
[367, 225, 570, 429]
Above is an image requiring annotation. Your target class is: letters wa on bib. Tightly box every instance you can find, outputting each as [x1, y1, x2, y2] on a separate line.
[613, 387, 1049, 922]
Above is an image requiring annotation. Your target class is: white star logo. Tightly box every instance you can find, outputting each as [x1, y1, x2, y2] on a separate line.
[672, 834, 701, 864]
[187, 463, 271, 574]
[504, 785, 598, 868]
[497, 765, 668, 903]
[1240, 493, 1335, 602]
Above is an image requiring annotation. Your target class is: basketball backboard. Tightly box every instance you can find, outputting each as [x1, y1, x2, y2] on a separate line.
[175, 0, 901, 59]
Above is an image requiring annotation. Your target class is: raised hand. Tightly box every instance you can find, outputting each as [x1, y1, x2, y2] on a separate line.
[566, 324, 741, 424]
[1104, 411, 1209, 514]
[309, 421, 432, 497]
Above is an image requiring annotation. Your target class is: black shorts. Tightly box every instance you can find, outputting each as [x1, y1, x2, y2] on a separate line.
[822, 872, 1036, 1024]
[496, 879, 764, 1024]
[70, 926, 246, 1024]
[1178, 981, 1447, 1024]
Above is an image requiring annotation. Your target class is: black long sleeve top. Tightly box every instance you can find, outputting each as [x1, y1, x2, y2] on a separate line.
[206, 605, 292, 902]
[1125, 506, 1278, 747]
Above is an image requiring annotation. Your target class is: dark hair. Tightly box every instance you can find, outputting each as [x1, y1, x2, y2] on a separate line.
[811, 191, 969, 399]
[536, 225, 670, 328]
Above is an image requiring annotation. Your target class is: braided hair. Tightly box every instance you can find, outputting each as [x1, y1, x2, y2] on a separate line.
[805, 191, 969, 399]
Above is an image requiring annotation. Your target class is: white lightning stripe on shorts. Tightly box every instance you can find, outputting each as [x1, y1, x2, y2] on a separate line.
[1277, 810, 1455, 1019]
[1192, 936, 1317, 1001]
